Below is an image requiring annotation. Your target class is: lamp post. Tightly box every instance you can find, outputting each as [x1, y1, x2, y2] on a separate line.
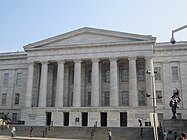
[146, 70, 158, 140]
[170, 25, 187, 44]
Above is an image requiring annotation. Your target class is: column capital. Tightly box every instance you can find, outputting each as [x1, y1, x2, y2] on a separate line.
[74, 59, 82, 63]
[109, 57, 118, 62]
[128, 57, 137, 61]
[91, 58, 100, 63]
[57, 60, 65, 64]
[40, 61, 48, 65]
[145, 56, 153, 61]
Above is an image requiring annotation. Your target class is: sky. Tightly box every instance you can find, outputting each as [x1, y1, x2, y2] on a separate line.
[1, 0, 187, 53]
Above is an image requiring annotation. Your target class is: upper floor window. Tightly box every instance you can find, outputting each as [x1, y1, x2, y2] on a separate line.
[154, 67, 161, 80]
[3, 73, 9, 86]
[104, 70, 110, 82]
[138, 69, 145, 81]
[172, 66, 179, 80]
[88, 70, 92, 83]
[102, 91, 110, 106]
[12, 113, 18, 122]
[15, 93, 20, 105]
[138, 91, 146, 106]
[1, 93, 7, 106]
[16, 73, 22, 86]
[121, 91, 129, 106]
[156, 90, 162, 104]
[121, 69, 128, 82]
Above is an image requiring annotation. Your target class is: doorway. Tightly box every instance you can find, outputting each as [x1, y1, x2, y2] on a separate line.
[46, 112, 51, 126]
[100, 112, 107, 126]
[64, 112, 69, 126]
[82, 112, 88, 126]
[120, 112, 127, 127]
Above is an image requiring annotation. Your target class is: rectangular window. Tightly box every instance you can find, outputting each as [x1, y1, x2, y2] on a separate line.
[172, 66, 179, 80]
[3, 73, 9, 86]
[2, 93, 7, 106]
[154, 67, 161, 80]
[16, 73, 22, 86]
[15, 93, 20, 105]
[138, 91, 146, 106]
[104, 70, 110, 82]
[121, 91, 129, 106]
[102, 91, 110, 106]
[85, 92, 91, 106]
[12, 113, 18, 122]
[121, 69, 128, 82]
[138, 69, 145, 81]
[156, 90, 162, 104]
[71, 70, 74, 84]
[88, 70, 92, 83]
[157, 113, 163, 122]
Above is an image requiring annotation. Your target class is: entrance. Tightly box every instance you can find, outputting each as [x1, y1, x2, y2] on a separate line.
[64, 112, 69, 126]
[120, 112, 127, 127]
[100, 112, 107, 126]
[46, 112, 51, 126]
[82, 112, 88, 126]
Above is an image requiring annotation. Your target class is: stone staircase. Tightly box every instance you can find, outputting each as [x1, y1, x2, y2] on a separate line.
[0, 125, 154, 140]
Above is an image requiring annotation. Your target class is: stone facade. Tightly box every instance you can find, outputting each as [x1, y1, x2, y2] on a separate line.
[0, 27, 187, 127]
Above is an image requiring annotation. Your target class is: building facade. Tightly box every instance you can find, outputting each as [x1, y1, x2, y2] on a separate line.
[0, 27, 187, 127]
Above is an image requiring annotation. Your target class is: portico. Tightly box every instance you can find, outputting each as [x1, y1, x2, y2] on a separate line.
[22, 27, 156, 127]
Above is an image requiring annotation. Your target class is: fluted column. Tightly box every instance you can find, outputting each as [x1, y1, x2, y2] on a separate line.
[55, 60, 65, 107]
[91, 59, 100, 107]
[25, 62, 34, 107]
[73, 60, 82, 107]
[38, 61, 48, 107]
[145, 57, 153, 107]
[110, 58, 119, 106]
[128, 57, 138, 107]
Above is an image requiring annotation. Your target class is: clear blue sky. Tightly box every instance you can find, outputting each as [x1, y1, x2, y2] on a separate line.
[1, 0, 187, 52]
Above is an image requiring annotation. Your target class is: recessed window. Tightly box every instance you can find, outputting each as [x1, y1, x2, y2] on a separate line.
[16, 73, 22, 86]
[121, 69, 128, 82]
[138, 69, 145, 81]
[3, 73, 9, 86]
[172, 66, 179, 80]
[102, 91, 110, 106]
[154, 67, 161, 80]
[15, 93, 20, 105]
[104, 70, 110, 82]
[138, 91, 146, 106]
[121, 91, 129, 106]
[1, 93, 7, 106]
[156, 91, 162, 104]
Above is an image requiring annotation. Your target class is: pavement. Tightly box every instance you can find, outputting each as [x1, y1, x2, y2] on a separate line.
[0, 136, 87, 140]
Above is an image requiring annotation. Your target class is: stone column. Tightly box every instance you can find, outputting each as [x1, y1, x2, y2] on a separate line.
[73, 60, 82, 107]
[145, 57, 154, 107]
[128, 57, 138, 107]
[55, 60, 65, 107]
[110, 58, 119, 106]
[91, 59, 100, 107]
[38, 61, 48, 107]
[25, 62, 34, 107]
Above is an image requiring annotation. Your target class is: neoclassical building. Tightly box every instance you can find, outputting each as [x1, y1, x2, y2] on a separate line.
[0, 27, 187, 127]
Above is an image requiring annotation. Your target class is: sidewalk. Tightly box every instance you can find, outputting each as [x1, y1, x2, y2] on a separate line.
[0, 135, 87, 140]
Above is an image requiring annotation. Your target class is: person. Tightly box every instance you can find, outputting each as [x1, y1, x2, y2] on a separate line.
[30, 127, 33, 137]
[11, 127, 16, 137]
[138, 118, 143, 127]
[108, 129, 112, 140]
[163, 130, 168, 140]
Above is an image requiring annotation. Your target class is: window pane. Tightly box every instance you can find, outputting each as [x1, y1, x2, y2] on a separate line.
[88, 70, 92, 83]
[12, 113, 18, 122]
[138, 69, 145, 81]
[138, 91, 146, 106]
[102, 91, 110, 106]
[121, 91, 129, 106]
[16, 73, 22, 86]
[121, 69, 128, 82]
[172, 66, 178, 80]
[4, 73, 9, 86]
[154, 67, 161, 80]
[2, 93, 7, 105]
[104, 70, 110, 82]
[15, 93, 20, 105]
[156, 91, 162, 104]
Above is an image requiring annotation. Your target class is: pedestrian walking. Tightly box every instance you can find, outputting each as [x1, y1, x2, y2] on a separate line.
[108, 129, 112, 140]
[30, 127, 33, 137]
[11, 127, 16, 137]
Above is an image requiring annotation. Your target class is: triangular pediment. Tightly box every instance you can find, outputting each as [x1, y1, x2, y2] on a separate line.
[24, 27, 156, 51]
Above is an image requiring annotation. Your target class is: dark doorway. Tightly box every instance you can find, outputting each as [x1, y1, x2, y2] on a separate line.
[82, 112, 88, 126]
[120, 112, 127, 127]
[101, 112, 107, 126]
[64, 112, 69, 126]
[46, 112, 51, 126]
